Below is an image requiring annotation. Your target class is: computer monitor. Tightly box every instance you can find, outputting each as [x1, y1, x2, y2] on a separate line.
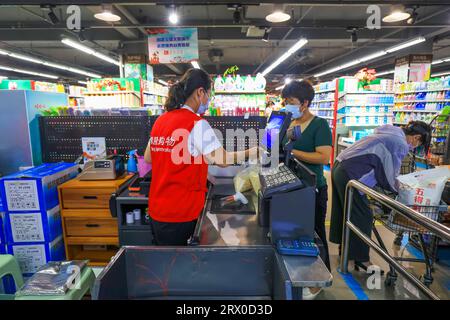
[261, 111, 291, 152]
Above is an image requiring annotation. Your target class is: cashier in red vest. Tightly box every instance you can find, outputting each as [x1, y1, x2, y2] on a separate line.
[144, 68, 257, 245]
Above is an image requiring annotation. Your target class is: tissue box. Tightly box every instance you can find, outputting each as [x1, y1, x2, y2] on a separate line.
[0, 163, 78, 213]
[6, 236, 65, 276]
[4, 206, 62, 243]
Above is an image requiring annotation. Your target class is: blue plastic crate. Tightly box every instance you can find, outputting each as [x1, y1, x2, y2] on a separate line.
[6, 236, 65, 277]
[4, 205, 63, 243]
[0, 163, 78, 214]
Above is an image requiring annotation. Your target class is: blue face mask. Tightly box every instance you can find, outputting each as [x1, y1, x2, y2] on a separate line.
[285, 104, 303, 119]
[197, 98, 210, 115]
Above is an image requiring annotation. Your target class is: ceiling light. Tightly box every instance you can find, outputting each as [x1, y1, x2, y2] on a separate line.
[0, 65, 58, 79]
[262, 28, 270, 42]
[431, 71, 450, 77]
[0, 76, 7, 80]
[191, 61, 200, 69]
[276, 85, 285, 91]
[385, 36, 425, 53]
[431, 57, 450, 65]
[261, 38, 308, 76]
[314, 37, 426, 78]
[266, 4, 291, 24]
[94, 4, 121, 22]
[168, 6, 179, 25]
[78, 81, 88, 85]
[62, 38, 121, 66]
[383, 5, 411, 23]
[285, 78, 292, 85]
[358, 51, 387, 62]
[9, 53, 43, 64]
[158, 79, 169, 86]
[0, 47, 101, 78]
[376, 70, 395, 76]
[266, 11, 291, 23]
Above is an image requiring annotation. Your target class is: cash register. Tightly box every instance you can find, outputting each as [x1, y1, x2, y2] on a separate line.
[257, 111, 318, 256]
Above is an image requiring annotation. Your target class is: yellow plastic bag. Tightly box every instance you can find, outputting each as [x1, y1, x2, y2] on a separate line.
[234, 166, 260, 193]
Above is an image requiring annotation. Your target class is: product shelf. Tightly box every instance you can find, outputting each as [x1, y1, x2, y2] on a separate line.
[395, 99, 450, 103]
[393, 109, 441, 113]
[395, 88, 450, 94]
[84, 90, 140, 97]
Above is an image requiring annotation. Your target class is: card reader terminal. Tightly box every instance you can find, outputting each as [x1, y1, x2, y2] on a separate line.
[276, 239, 319, 257]
[259, 163, 303, 198]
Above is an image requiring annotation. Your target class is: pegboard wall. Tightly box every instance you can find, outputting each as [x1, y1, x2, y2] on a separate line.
[40, 116, 266, 163]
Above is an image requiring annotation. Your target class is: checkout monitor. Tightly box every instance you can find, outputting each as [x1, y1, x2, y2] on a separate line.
[261, 111, 291, 154]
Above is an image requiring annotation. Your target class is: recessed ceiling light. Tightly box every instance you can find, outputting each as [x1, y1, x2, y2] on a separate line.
[383, 5, 411, 23]
[94, 4, 121, 22]
[266, 11, 291, 23]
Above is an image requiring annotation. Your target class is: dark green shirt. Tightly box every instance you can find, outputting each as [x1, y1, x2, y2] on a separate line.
[291, 117, 332, 189]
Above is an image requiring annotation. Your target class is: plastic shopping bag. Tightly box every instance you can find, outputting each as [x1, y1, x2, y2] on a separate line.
[397, 167, 450, 206]
[234, 165, 260, 193]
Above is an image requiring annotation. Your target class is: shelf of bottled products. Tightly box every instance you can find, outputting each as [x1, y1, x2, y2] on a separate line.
[210, 74, 267, 116]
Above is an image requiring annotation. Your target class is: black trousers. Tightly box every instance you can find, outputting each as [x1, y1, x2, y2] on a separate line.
[315, 185, 331, 271]
[329, 161, 372, 262]
[150, 219, 197, 246]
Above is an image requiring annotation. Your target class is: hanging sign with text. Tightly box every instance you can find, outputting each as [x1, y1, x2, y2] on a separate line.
[147, 28, 199, 64]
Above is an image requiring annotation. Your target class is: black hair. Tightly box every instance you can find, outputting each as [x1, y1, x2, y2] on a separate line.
[165, 68, 212, 111]
[281, 80, 315, 107]
[403, 120, 433, 153]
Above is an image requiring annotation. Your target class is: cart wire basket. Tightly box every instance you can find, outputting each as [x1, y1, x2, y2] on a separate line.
[368, 187, 448, 287]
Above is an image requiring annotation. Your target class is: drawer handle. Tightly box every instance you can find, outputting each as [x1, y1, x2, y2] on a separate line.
[85, 224, 100, 228]
[83, 196, 98, 200]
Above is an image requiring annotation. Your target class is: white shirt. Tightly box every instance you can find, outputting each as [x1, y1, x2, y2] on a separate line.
[182, 105, 223, 157]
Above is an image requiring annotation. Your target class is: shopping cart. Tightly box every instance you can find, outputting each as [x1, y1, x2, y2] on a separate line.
[369, 191, 448, 286]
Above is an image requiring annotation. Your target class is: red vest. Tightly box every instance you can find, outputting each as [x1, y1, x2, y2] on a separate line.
[149, 108, 208, 222]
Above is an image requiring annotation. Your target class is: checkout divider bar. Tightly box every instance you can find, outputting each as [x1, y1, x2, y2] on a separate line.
[339, 180, 450, 300]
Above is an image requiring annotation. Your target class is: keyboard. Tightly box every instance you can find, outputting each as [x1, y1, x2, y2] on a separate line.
[259, 163, 303, 198]
[276, 239, 319, 257]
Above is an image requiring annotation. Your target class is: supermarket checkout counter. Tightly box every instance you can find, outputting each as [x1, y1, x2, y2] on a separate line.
[98, 172, 332, 300]
[98, 112, 332, 299]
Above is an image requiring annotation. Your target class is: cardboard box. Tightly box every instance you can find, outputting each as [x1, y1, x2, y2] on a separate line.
[0, 163, 78, 213]
[4, 206, 62, 243]
[6, 236, 65, 276]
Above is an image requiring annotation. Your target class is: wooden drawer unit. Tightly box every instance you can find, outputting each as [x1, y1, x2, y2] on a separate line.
[65, 218, 118, 237]
[61, 188, 114, 209]
[58, 174, 134, 266]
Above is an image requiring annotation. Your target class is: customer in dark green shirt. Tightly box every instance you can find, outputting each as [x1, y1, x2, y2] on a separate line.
[281, 80, 332, 300]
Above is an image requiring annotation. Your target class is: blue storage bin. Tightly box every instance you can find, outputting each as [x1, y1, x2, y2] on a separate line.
[4, 206, 63, 243]
[6, 236, 65, 277]
[0, 212, 5, 250]
[0, 163, 78, 214]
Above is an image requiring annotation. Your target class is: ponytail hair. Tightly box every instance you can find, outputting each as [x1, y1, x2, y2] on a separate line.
[164, 68, 212, 111]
